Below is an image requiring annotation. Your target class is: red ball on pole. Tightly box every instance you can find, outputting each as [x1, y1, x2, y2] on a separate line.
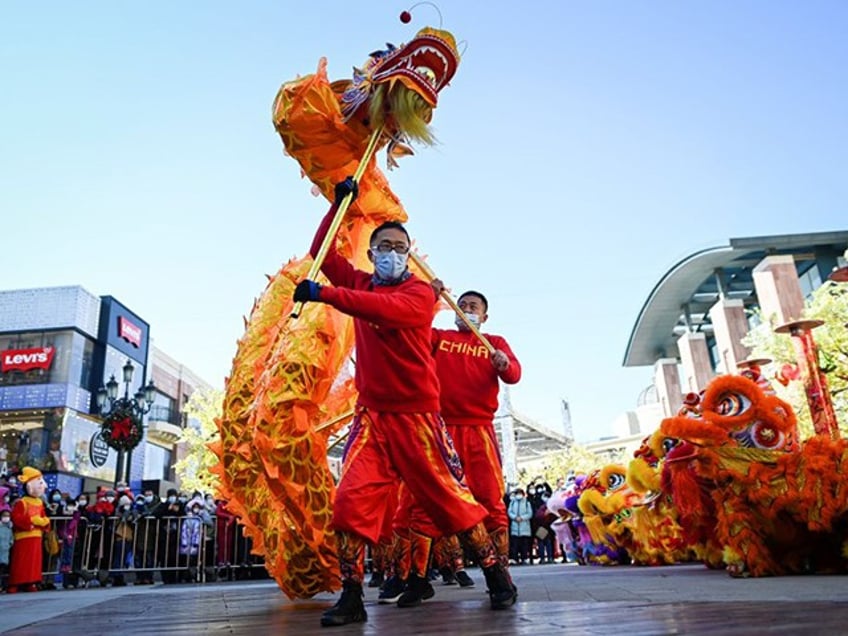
[400, 10, 412, 23]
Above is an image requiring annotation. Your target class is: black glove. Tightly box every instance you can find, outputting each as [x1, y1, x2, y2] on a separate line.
[334, 176, 358, 206]
[293, 280, 323, 303]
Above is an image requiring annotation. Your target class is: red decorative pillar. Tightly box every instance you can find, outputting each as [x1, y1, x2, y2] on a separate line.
[774, 319, 839, 440]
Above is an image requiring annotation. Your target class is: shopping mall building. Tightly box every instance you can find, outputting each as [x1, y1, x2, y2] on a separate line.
[0, 285, 209, 497]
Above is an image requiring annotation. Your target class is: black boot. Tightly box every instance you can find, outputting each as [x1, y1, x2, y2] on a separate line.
[455, 569, 475, 587]
[396, 573, 435, 608]
[377, 575, 406, 604]
[367, 570, 384, 588]
[320, 581, 367, 627]
[439, 566, 457, 585]
[482, 563, 517, 610]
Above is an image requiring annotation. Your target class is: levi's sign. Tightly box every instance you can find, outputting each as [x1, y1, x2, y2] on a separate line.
[1, 347, 55, 373]
[118, 316, 142, 348]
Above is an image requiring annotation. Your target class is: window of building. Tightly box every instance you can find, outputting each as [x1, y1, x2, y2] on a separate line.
[0, 330, 96, 390]
[798, 265, 822, 300]
[149, 390, 179, 425]
[0, 408, 65, 474]
[79, 337, 95, 389]
[143, 442, 173, 482]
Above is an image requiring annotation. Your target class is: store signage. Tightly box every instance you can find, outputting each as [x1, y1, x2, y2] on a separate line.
[118, 316, 142, 348]
[90, 430, 111, 468]
[1, 347, 55, 373]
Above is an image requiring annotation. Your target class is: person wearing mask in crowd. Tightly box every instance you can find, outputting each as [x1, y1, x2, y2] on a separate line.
[204, 494, 216, 515]
[215, 499, 237, 579]
[57, 498, 82, 588]
[295, 179, 517, 626]
[110, 493, 137, 586]
[200, 495, 218, 580]
[180, 497, 214, 583]
[133, 488, 159, 585]
[528, 484, 555, 564]
[0, 507, 12, 592]
[83, 488, 117, 586]
[76, 493, 90, 512]
[45, 488, 64, 517]
[508, 488, 533, 565]
[154, 488, 183, 583]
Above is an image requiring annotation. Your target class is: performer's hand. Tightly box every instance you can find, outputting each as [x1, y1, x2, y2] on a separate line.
[293, 280, 323, 303]
[430, 278, 446, 298]
[334, 177, 358, 206]
[32, 516, 50, 527]
[492, 350, 510, 372]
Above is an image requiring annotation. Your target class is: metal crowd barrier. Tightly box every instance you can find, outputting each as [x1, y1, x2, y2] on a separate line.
[39, 514, 268, 587]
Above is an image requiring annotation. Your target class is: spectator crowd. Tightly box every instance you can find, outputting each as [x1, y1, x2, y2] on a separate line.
[0, 472, 266, 593]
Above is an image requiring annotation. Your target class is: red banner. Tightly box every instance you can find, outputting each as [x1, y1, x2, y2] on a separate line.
[119, 316, 142, 348]
[1, 347, 55, 373]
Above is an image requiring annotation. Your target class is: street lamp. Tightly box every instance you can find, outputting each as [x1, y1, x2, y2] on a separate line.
[97, 359, 155, 487]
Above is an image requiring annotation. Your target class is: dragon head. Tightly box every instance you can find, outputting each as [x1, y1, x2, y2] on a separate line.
[340, 27, 460, 149]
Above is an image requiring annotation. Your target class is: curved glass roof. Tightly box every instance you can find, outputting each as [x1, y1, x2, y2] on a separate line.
[623, 230, 848, 367]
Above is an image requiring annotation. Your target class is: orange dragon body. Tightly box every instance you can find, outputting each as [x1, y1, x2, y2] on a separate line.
[211, 22, 461, 599]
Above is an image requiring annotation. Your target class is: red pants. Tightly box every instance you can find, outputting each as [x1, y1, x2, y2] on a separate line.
[333, 408, 487, 544]
[445, 424, 508, 532]
[397, 423, 508, 536]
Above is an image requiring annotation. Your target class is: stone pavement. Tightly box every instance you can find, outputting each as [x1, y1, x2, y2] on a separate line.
[2, 562, 848, 635]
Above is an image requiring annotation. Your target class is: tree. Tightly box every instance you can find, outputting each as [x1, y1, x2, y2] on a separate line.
[528, 443, 625, 485]
[173, 387, 224, 495]
[742, 279, 848, 438]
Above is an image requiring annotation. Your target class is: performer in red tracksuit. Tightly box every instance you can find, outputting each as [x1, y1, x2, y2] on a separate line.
[430, 289, 521, 582]
[294, 179, 517, 627]
[385, 289, 521, 603]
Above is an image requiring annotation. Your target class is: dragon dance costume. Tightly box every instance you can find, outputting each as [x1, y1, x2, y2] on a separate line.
[215, 11, 518, 624]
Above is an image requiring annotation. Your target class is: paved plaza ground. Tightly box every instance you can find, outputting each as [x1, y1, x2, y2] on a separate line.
[3, 562, 848, 634]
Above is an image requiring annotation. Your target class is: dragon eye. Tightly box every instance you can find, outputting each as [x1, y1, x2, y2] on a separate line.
[715, 391, 752, 417]
[606, 473, 626, 491]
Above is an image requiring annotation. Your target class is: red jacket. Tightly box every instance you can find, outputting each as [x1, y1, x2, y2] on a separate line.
[432, 328, 521, 426]
[311, 206, 440, 412]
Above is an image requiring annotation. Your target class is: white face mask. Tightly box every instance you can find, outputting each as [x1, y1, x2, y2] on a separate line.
[0, 517, 9, 524]
[455, 312, 480, 330]
[144, 495, 154, 503]
[373, 251, 408, 281]
[167, 496, 177, 504]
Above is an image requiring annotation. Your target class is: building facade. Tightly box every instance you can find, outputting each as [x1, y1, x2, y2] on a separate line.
[0, 286, 209, 497]
[618, 231, 848, 439]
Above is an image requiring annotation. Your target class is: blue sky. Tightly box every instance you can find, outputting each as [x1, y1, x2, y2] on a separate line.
[2, 2, 847, 442]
